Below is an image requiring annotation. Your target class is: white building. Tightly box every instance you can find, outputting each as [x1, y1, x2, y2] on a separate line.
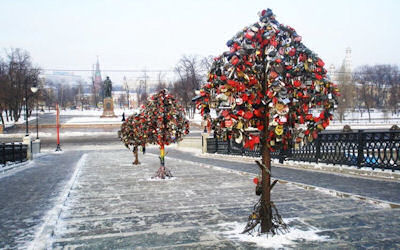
[327, 47, 352, 83]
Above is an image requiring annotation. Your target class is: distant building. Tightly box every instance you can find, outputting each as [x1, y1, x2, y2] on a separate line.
[93, 57, 102, 93]
[328, 47, 352, 83]
[43, 71, 85, 86]
[328, 64, 336, 81]
[112, 90, 138, 109]
[343, 47, 352, 74]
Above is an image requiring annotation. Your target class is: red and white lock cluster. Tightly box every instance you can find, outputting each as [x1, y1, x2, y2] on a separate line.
[121, 89, 190, 149]
[196, 9, 339, 151]
[143, 89, 190, 146]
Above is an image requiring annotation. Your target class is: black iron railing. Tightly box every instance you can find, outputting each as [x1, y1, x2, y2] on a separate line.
[207, 129, 400, 171]
[0, 143, 28, 166]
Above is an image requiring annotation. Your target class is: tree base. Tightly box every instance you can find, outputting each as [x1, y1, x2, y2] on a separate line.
[153, 166, 173, 179]
[132, 161, 141, 165]
[242, 198, 288, 236]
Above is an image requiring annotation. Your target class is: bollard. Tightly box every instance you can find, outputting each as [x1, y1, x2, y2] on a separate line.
[32, 139, 41, 155]
[201, 132, 209, 154]
[22, 136, 32, 160]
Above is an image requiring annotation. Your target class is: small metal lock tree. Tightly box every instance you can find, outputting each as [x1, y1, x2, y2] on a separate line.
[144, 89, 190, 179]
[196, 9, 339, 234]
[120, 112, 147, 165]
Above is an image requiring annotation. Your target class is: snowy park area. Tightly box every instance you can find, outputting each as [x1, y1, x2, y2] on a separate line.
[2, 108, 399, 133]
[16, 146, 399, 249]
[1, 114, 400, 248]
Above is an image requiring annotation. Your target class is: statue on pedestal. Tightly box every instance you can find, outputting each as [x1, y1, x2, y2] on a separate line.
[104, 76, 112, 98]
[101, 76, 117, 118]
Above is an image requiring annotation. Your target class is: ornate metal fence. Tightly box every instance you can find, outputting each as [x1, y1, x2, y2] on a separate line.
[206, 129, 400, 171]
[0, 143, 28, 166]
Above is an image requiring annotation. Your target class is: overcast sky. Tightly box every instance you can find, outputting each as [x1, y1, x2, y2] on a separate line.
[1, 0, 399, 84]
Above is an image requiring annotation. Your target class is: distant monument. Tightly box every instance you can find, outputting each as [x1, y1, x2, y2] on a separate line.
[101, 76, 117, 118]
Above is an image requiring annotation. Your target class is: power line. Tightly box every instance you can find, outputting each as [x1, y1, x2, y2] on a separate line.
[40, 68, 399, 75]
[42, 68, 175, 73]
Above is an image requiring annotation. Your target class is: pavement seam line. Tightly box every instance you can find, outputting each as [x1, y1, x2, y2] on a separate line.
[27, 153, 88, 250]
[157, 152, 400, 209]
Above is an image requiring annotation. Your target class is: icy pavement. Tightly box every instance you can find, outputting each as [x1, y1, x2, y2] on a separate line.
[0, 151, 85, 249]
[26, 147, 400, 249]
[149, 148, 400, 205]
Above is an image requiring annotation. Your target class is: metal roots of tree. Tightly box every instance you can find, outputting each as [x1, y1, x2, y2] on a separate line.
[242, 199, 287, 235]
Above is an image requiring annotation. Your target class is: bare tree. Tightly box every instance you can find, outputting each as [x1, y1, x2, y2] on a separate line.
[155, 71, 167, 92]
[353, 64, 400, 120]
[2, 48, 40, 122]
[388, 84, 400, 115]
[173, 55, 205, 118]
[201, 55, 214, 72]
[0, 57, 9, 129]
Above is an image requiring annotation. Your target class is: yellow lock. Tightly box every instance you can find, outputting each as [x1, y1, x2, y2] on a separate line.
[275, 125, 283, 135]
[236, 121, 243, 130]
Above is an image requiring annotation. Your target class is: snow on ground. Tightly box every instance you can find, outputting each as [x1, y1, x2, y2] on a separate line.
[27, 153, 88, 250]
[0, 131, 118, 138]
[65, 116, 122, 124]
[171, 143, 202, 154]
[188, 112, 203, 126]
[0, 161, 34, 178]
[0, 151, 61, 177]
[216, 221, 329, 249]
[60, 108, 138, 117]
[334, 110, 400, 120]
[3, 116, 37, 129]
[146, 177, 177, 182]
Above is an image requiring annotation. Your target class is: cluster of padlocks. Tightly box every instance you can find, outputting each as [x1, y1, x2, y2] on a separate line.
[120, 112, 147, 150]
[121, 89, 189, 149]
[144, 89, 190, 146]
[196, 9, 339, 151]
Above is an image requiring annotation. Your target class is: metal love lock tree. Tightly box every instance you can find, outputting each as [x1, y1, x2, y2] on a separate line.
[144, 89, 190, 179]
[120, 112, 148, 165]
[195, 9, 339, 234]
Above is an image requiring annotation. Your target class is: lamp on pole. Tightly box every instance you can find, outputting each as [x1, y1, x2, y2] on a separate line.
[30, 85, 39, 139]
[24, 79, 29, 136]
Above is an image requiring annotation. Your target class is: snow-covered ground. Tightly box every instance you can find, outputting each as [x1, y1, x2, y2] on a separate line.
[65, 116, 123, 124]
[216, 221, 329, 249]
[3, 108, 398, 129]
[21, 146, 398, 248]
[60, 108, 138, 117]
[0, 131, 117, 138]
[2, 115, 37, 129]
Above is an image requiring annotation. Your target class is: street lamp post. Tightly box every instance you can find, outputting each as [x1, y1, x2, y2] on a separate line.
[24, 79, 29, 136]
[30, 85, 39, 139]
